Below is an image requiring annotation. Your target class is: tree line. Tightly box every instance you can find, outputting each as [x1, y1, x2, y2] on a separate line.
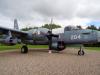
[21, 24, 100, 31]
[21, 23, 61, 31]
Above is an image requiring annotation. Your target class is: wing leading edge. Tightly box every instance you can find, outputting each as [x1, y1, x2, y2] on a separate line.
[0, 26, 28, 37]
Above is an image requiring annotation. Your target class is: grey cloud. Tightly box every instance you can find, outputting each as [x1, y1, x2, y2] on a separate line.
[76, 0, 100, 19]
[0, 0, 34, 20]
[33, 0, 79, 19]
[0, 0, 100, 21]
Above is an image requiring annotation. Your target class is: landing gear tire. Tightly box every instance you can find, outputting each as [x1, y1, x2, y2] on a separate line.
[57, 41, 66, 51]
[21, 45, 28, 53]
[78, 50, 85, 56]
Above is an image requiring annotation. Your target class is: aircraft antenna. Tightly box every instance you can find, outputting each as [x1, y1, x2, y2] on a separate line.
[49, 18, 53, 32]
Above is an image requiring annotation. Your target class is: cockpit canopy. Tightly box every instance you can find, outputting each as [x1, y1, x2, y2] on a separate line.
[28, 28, 49, 35]
[64, 26, 80, 31]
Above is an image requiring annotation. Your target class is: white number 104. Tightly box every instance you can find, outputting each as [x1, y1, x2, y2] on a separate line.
[71, 35, 81, 40]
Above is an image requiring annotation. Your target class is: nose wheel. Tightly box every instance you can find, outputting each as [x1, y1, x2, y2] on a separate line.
[21, 45, 28, 53]
[78, 46, 85, 56]
[78, 50, 85, 55]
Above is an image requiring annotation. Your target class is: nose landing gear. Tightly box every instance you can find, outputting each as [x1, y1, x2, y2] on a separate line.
[78, 46, 85, 56]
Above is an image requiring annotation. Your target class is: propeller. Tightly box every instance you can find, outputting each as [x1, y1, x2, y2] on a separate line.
[7, 31, 17, 45]
[46, 18, 59, 50]
[8, 30, 13, 43]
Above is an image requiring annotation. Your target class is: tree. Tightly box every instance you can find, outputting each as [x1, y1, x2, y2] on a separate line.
[87, 25, 97, 30]
[21, 27, 33, 31]
[21, 27, 38, 31]
[21, 23, 61, 31]
[98, 27, 100, 31]
[76, 25, 82, 29]
[42, 23, 61, 30]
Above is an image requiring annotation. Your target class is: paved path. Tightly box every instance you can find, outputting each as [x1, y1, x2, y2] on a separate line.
[0, 48, 100, 75]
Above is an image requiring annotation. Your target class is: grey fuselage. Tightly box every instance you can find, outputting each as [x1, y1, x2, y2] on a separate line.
[24, 29, 100, 45]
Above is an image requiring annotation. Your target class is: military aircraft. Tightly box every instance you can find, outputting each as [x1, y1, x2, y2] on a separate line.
[0, 19, 100, 56]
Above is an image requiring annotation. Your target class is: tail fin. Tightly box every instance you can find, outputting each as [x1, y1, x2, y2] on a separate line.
[14, 19, 19, 30]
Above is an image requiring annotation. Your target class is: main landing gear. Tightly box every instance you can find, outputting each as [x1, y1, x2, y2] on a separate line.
[21, 45, 28, 53]
[78, 46, 85, 56]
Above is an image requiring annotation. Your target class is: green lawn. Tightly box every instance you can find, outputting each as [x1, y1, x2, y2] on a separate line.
[0, 44, 48, 51]
[68, 46, 100, 51]
[66, 45, 100, 51]
[0, 44, 100, 51]
[85, 47, 100, 51]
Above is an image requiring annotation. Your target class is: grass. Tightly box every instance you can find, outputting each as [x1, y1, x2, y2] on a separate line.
[67, 46, 100, 51]
[85, 47, 100, 51]
[66, 45, 100, 51]
[0, 44, 100, 52]
[0, 44, 48, 51]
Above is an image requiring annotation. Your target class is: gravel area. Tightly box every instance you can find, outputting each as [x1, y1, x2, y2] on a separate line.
[0, 48, 100, 75]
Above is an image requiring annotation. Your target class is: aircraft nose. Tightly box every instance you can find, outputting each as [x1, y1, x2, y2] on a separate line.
[97, 31, 100, 42]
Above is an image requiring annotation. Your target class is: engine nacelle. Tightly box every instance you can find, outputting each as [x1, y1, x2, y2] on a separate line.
[51, 41, 66, 51]
[6, 37, 18, 45]
[0, 36, 18, 45]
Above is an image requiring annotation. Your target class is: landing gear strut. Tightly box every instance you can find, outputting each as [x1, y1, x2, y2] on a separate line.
[21, 45, 28, 53]
[78, 45, 85, 56]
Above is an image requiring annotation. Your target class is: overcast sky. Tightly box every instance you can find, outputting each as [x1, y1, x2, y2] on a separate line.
[0, 0, 100, 29]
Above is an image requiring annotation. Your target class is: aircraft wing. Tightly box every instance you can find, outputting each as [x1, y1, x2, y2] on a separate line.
[0, 26, 28, 38]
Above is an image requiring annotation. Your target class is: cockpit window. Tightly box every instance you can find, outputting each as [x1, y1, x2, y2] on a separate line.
[82, 33, 90, 35]
[64, 26, 71, 31]
[64, 26, 80, 31]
